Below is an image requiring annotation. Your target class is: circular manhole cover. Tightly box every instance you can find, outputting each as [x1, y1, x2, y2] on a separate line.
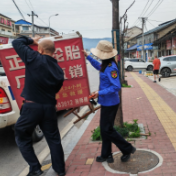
[108, 150, 159, 174]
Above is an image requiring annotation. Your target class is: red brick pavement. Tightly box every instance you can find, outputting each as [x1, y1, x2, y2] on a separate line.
[65, 72, 176, 176]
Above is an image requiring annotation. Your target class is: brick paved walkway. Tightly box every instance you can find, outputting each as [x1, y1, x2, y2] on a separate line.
[64, 72, 176, 176]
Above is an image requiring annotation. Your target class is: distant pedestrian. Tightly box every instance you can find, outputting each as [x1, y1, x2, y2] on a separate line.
[153, 56, 161, 83]
[82, 41, 136, 164]
[12, 36, 65, 176]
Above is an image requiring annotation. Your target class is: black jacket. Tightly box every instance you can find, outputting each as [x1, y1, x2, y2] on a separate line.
[12, 36, 64, 105]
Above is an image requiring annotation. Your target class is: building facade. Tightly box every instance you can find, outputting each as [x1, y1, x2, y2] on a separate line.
[15, 19, 59, 38]
[136, 19, 176, 61]
[0, 13, 16, 45]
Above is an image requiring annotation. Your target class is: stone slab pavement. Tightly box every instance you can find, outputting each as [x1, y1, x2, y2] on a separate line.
[46, 72, 176, 176]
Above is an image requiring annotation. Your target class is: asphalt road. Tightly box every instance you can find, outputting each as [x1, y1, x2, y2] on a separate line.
[0, 60, 99, 176]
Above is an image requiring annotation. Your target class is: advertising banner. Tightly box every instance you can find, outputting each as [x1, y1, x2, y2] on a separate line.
[0, 37, 8, 45]
[0, 34, 90, 110]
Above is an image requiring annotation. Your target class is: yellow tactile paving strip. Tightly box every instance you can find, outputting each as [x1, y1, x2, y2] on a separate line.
[131, 72, 176, 151]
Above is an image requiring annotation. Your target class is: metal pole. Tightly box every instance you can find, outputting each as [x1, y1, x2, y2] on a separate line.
[142, 18, 145, 61]
[49, 17, 51, 37]
[32, 11, 35, 37]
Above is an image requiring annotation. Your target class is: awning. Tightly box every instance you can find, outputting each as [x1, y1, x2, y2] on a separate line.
[137, 43, 153, 51]
[126, 44, 138, 51]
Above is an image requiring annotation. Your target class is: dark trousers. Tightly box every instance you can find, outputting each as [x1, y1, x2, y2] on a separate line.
[100, 104, 133, 158]
[14, 103, 65, 173]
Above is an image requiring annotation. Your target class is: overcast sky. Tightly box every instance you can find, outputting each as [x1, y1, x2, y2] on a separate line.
[1, 0, 176, 38]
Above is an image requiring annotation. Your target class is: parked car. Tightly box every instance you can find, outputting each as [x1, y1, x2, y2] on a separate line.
[0, 64, 43, 142]
[159, 55, 176, 77]
[124, 59, 153, 71]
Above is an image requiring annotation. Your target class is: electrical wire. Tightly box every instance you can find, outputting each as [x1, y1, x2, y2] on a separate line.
[147, 20, 156, 28]
[142, 0, 154, 17]
[148, 19, 164, 22]
[28, 0, 35, 12]
[25, 0, 32, 11]
[147, 0, 164, 17]
[139, 0, 150, 17]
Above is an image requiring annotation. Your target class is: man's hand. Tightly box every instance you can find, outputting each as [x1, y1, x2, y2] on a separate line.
[82, 50, 88, 57]
[32, 36, 41, 45]
[91, 91, 99, 99]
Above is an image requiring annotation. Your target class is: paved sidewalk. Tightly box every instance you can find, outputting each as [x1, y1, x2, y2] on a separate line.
[47, 72, 176, 176]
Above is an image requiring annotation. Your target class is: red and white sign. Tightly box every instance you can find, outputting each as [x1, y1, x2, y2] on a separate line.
[0, 37, 8, 45]
[172, 37, 176, 49]
[136, 51, 139, 58]
[0, 35, 90, 110]
[166, 40, 172, 50]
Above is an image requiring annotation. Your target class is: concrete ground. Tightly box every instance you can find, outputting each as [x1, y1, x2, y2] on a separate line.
[148, 74, 176, 96]
[46, 72, 176, 176]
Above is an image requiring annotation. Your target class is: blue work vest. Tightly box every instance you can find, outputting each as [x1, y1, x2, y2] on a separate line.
[87, 56, 121, 106]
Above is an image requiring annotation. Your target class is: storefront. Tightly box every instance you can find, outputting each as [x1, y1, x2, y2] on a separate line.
[137, 43, 153, 62]
[126, 44, 138, 58]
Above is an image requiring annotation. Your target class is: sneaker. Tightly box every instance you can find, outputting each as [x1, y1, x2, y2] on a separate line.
[153, 81, 157, 83]
[96, 155, 114, 163]
[26, 170, 43, 176]
[159, 78, 161, 82]
[121, 147, 136, 162]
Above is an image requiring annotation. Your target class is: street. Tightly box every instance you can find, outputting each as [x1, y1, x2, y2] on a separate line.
[0, 61, 99, 176]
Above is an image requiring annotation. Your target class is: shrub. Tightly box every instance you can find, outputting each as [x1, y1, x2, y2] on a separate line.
[91, 119, 141, 141]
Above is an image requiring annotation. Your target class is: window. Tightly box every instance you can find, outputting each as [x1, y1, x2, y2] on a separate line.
[130, 59, 139, 62]
[22, 26, 29, 31]
[12, 24, 15, 32]
[8, 30, 11, 33]
[169, 56, 176, 61]
[163, 58, 169, 61]
[1, 29, 5, 31]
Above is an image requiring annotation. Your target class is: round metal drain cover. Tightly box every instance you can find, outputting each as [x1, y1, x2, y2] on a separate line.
[108, 150, 159, 174]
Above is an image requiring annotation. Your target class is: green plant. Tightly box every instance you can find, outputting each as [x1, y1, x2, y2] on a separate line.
[122, 83, 131, 88]
[91, 119, 141, 141]
[114, 126, 129, 137]
[91, 126, 102, 141]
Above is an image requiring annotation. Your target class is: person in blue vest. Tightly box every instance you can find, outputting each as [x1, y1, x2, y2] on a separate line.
[83, 40, 136, 163]
[12, 36, 65, 176]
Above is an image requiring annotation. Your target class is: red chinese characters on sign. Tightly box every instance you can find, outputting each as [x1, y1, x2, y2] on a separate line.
[0, 37, 8, 45]
[166, 40, 172, 50]
[0, 17, 11, 26]
[0, 37, 90, 110]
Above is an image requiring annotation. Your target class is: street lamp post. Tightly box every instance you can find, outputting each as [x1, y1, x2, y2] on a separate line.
[49, 14, 58, 37]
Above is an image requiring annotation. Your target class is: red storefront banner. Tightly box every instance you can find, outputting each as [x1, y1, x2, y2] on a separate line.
[0, 34, 91, 110]
[166, 40, 172, 50]
[172, 37, 176, 49]
[136, 51, 139, 58]
[0, 37, 8, 45]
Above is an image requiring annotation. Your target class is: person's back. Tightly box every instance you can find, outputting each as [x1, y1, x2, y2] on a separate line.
[12, 36, 66, 176]
[153, 58, 161, 71]
[153, 56, 161, 83]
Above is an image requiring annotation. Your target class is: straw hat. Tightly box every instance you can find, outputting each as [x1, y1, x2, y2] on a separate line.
[90, 40, 118, 60]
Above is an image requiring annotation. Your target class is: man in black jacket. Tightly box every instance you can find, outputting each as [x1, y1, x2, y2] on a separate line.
[12, 36, 65, 176]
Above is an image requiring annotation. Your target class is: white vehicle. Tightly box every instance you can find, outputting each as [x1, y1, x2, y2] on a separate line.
[124, 59, 153, 71]
[0, 65, 43, 142]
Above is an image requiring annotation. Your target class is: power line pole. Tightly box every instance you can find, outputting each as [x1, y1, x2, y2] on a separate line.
[139, 17, 147, 62]
[28, 11, 38, 37]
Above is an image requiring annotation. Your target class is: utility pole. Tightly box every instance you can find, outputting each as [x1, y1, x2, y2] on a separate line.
[111, 0, 120, 62]
[28, 11, 38, 37]
[139, 17, 147, 62]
